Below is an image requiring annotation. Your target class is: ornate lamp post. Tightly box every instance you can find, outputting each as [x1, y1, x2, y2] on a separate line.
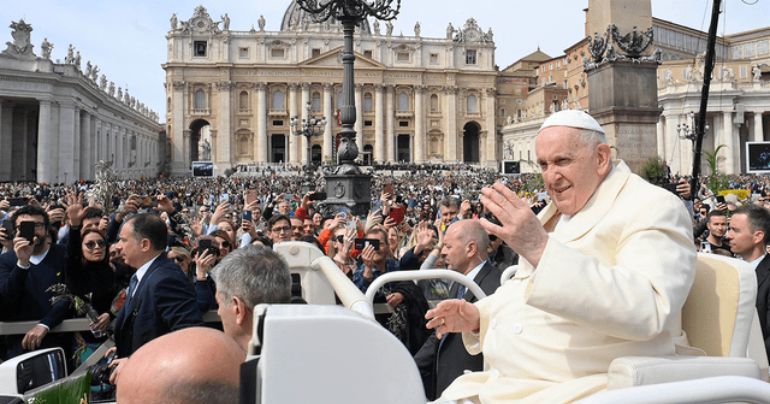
[677, 111, 709, 145]
[291, 101, 327, 172]
[296, 0, 401, 216]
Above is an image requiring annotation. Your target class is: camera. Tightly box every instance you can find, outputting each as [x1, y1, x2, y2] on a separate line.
[91, 350, 117, 386]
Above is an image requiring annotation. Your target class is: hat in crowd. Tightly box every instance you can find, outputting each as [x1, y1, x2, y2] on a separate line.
[539, 110, 605, 135]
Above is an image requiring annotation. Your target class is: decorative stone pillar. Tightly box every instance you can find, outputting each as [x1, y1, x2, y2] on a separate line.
[34, 101, 52, 183]
[256, 83, 267, 162]
[354, 84, 364, 155]
[72, 107, 81, 180]
[444, 86, 458, 162]
[80, 113, 92, 180]
[484, 87, 497, 166]
[656, 117, 665, 159]
[374, 84, 385, 162]
[288, 83, 300, 164]
[753, 112, 764, 142]
[217, 81, 233, 173]
[301, 83, 311, 164]
[171, 81, 187, 175]
[183, 129, 191, 168]
[385, 85, 395, 162]
[58, 104, 77, 183]
[323, 83, 334, 163]
[722, 111, 735, 175]
[414, 86, 425, 163]
[662, 113, 680, 173]
[0, 102, 10, 181]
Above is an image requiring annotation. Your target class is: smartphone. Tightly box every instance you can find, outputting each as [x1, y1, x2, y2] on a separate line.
[716, 195, 726, 204]
[661, 183, 678, 195]
[700, 241, 712, 253]
[198, 239, 219, 257]
[309, 192, 327, 201]
[139, 196, 154, 208]
[354, 238, 380, 251]
[243, 211, 253, 221]
[19, 221, 36, 243]
[8, 197, 28, 207]
[245, 189, 257, 205]
[389, 206, 405, 225]
[0, 219, 13, 240]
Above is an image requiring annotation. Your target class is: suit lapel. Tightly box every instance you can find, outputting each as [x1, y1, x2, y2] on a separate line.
[756, 254, 770, 290]
[467, 262, 494, 303]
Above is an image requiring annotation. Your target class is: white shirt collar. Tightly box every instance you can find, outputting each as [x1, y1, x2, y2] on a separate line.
[132, 253, 162, 296]
[749, 254, 767, 271]
[29, 247, 50, 266]
[465, 260, 486, 282]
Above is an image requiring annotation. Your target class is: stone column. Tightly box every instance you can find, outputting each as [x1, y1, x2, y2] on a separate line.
[374, 85, 385, 162]
[80, 113, 92, 180]
[58, 104, 77, 183]
[354, 84, 364, 154]
[656, 117, 665, 159]
[753, 112, 764, 142]
[217, 82, 232, 173]
[183, 129, 191, 168]
[414, 86, 425, 163]
[445, 86, 458, 162]
[484, 88, 497, 166]
[36, 100, 55, 183]
[385, 85, 395, 162]
[323, 83, 334, 162]
[288, 83, 300, 164]
[72, 107, 81, 180]
[256, 83, 267, 162]
[300, 83, 310, 164]
[663, 113, 680, 174]
[171, 81, 186, 174]
[0, 102, 10, 181]
[722, 111, 735, 174]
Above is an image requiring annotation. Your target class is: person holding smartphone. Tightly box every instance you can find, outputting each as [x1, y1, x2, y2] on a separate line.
[0, 204, 72, 359]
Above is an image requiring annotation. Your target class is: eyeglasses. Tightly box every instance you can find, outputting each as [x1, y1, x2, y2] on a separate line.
[171, 256, 187, 263]
[271, 226, 291, 233]
[335, 235, 345, 243]
[489, 234, 498, 242]
[218, 240, 231, 249]
[84, 240, 106, 250]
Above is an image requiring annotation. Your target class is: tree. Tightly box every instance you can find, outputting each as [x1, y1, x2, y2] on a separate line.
[704, 145, 730, 194]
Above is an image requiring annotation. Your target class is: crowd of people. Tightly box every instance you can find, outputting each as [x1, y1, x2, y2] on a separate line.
[1, 110, 770, 402]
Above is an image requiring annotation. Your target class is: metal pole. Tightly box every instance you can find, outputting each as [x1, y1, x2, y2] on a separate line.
[337, 19, 359, 165]
[691, 0, 722, 199]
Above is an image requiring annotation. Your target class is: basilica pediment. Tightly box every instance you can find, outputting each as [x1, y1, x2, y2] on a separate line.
[300, 47, 385, 69]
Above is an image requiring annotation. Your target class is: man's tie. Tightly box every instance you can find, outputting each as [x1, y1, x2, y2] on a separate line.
[126, 274, 138, 309]
[456, 284, 466, 300]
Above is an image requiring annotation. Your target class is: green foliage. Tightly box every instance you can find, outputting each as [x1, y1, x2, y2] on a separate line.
[640, 157, 668, 184]
[704, 145, 731, 194]
[27, 372, 91, 403]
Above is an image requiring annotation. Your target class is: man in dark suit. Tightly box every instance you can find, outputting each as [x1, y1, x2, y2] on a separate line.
[111, 213, 202, 363]
[726, 205, 770, 362]
[414, 220, 501, 400]
[0, 205, 71, 359]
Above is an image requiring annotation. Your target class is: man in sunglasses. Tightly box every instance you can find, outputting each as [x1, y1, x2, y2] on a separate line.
[0, 204, 71, 359]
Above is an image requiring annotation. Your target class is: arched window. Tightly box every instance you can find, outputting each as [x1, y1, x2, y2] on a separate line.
[466, 94, 478, 113]
[398, 92, 409, 112]
[430, 94, 439, 113]
[239, 91, 249, 111]
[311, 91, 321, 112]
[193, 89, 206, 110]
[363, 93, 373, 112]
[271, 90, 285, 111]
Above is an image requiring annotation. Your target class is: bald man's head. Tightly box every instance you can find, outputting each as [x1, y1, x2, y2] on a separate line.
[117, 327, 245, 404]
[442, 220, 490, 273]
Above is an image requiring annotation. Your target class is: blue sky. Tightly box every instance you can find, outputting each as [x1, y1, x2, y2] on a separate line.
[1, 0, 768, 122]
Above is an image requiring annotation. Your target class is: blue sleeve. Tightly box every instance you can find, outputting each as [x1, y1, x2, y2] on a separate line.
[194, 277, 218, 313]
[353, 262, 369, 293]
[0, 253, 26, 309]
[155, 270, 204, 331]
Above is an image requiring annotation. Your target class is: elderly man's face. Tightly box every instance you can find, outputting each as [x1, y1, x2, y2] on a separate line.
[536, 127, 611, 216]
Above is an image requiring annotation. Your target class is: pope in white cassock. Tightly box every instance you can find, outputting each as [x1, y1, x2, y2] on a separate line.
[426, 110, 696, 403]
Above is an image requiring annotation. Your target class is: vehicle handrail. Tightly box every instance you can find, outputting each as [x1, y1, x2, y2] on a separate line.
[364, 269, 486, 306]
[313, 255, 375, 320]
[500, 265, 520, 285]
